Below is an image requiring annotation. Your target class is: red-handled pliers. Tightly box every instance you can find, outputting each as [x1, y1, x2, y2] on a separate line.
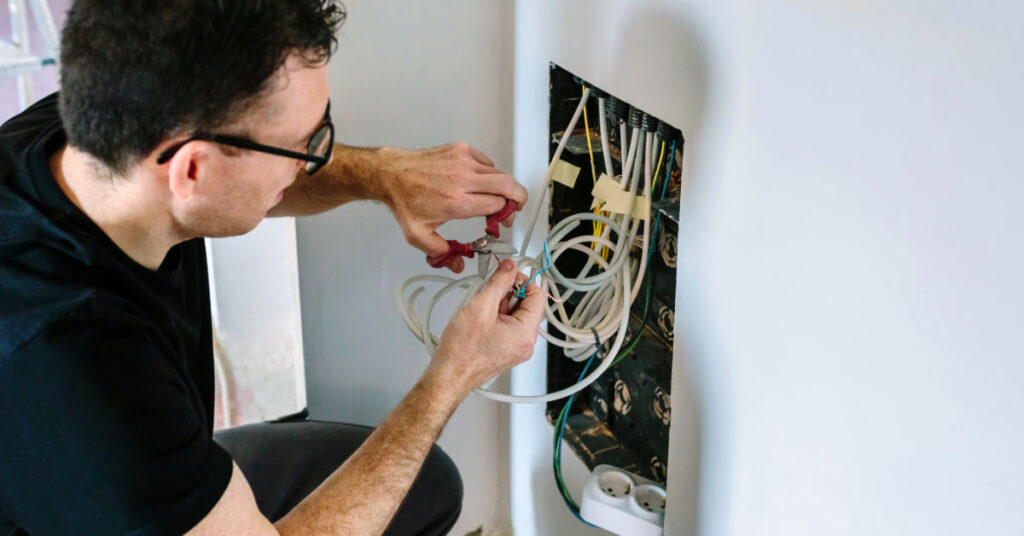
[426, 200, 518, 269]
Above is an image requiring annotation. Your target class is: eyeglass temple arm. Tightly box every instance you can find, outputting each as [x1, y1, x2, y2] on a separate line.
[156, 135, 328, 165]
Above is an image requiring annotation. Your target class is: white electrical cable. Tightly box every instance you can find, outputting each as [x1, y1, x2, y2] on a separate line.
[541, 133, 646, 364]
[620, 122, 629, 170]
[598, 98, 614, 176]
[397, 87, 656, 403]
[519, 87, 593, 256]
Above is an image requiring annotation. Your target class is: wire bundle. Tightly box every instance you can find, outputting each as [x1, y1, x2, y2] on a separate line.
[397, 86, 666, 404]
[552, 140, 677, 518]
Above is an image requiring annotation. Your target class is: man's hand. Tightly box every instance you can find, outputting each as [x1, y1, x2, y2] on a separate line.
[378, 143, 528, 274]
[270, 142, 528, 273]
[427, 259, 545, 395]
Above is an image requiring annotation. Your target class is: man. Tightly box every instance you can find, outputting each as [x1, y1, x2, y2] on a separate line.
[0, 1, 542, 534]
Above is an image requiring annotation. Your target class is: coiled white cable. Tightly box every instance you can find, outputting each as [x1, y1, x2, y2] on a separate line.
[598, 97, 614, 182]
[397, 88, 655, 403]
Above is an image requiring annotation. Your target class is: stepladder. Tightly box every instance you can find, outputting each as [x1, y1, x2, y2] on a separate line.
[1, 0, 59, 111]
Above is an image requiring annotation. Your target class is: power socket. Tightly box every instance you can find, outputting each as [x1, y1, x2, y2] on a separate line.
[580, 465, 666, 536]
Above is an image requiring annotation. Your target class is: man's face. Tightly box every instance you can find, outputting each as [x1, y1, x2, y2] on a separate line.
[172, 54, 331, 238]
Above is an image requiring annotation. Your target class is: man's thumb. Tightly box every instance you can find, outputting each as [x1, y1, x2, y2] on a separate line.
[477, 259, 518, 310]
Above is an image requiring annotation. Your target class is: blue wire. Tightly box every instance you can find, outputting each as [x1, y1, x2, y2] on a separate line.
[660, 140, 676, 202]
[645, 140, 677, 268]
[518, 242, 552, 299]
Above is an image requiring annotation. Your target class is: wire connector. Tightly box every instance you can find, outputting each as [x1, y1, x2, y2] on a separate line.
[657, 120, 673, 140]
[641, 113, 658, 132]
[655, 121, 685, 146]
[606, 97, 627, 124]
[627, 106, 643, 129]
[572, 76, 607, 99]
[673, 127, 685, 145]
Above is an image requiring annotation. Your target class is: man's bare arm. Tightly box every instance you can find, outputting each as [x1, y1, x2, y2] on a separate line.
[187, 260, 544, 535]
[267, 144, 391, 217]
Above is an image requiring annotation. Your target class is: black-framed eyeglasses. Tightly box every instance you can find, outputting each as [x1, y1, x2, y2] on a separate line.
[157, 102, 334, 175]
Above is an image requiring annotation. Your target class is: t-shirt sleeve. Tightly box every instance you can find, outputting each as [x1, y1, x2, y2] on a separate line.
[0, 320, 233, 535]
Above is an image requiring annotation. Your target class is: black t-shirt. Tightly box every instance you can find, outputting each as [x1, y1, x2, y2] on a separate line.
[0, 95, 232, 534]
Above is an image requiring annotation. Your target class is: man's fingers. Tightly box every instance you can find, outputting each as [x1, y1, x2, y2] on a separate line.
[501, 212, 515, 228]
[441, 193, 508, 220]
[476, 259, 519, 314]
[413, 229, 451, 260]
[499, 273, 528, 315]
[466, 145, 495, 167]
[511, 280, 546, 327]
[447, 257, 465, 274]
[472, 172, 529, 210]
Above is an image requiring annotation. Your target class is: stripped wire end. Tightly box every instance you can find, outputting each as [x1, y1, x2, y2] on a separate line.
[513, 280, 563, 303]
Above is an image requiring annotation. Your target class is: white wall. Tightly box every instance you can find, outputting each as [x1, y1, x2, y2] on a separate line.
[295, 2, 516, 534]
[297, 1, 1024, 535]
[512, 1, 1024, 536]
[509, 2, 710, 534]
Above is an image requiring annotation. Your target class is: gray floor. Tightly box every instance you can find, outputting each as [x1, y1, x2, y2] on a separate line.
[1, 0, 68, 123]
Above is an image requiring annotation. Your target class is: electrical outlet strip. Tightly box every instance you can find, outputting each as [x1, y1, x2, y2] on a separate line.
[579, 465, 666, 536]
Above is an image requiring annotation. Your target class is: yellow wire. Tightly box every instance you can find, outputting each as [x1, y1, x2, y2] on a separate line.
[653, 141, 666, 191]
[582, 87, 598, 185]
[581, 86, 607, 258]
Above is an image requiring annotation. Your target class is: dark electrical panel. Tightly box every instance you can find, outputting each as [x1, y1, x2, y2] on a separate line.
[546, 63, 684, 485]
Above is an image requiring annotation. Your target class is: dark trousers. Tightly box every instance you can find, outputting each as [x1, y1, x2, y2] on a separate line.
[213, 411, 463, 536]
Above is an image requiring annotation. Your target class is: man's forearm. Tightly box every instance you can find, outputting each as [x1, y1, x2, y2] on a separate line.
[268, 144, 394, 218]
[273, 366, 467, 535]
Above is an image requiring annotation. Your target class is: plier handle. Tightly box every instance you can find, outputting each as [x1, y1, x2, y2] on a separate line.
[426, 200, 518, 269]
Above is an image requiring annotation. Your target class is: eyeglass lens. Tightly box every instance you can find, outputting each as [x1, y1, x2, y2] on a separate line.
[303, 124, 331, 172]
[306, 125, 332, 173]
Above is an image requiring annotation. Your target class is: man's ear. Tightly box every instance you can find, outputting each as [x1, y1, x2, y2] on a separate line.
[166, 141, 212, 201]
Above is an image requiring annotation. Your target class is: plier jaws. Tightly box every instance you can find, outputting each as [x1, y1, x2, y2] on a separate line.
[425, 200, 519, 269]
[425, 236, 517, 269]
[470, 236, 517, 256]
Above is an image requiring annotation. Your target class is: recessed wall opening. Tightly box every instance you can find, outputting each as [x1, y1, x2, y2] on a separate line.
[545, 63, 685, 487]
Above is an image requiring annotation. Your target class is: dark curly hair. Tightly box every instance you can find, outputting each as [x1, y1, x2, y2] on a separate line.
[59, 0, 346, 174]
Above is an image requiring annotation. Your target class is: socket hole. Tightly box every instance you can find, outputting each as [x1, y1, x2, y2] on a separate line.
[633, 484, 667, 514]
[597, 470, 635, 499]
